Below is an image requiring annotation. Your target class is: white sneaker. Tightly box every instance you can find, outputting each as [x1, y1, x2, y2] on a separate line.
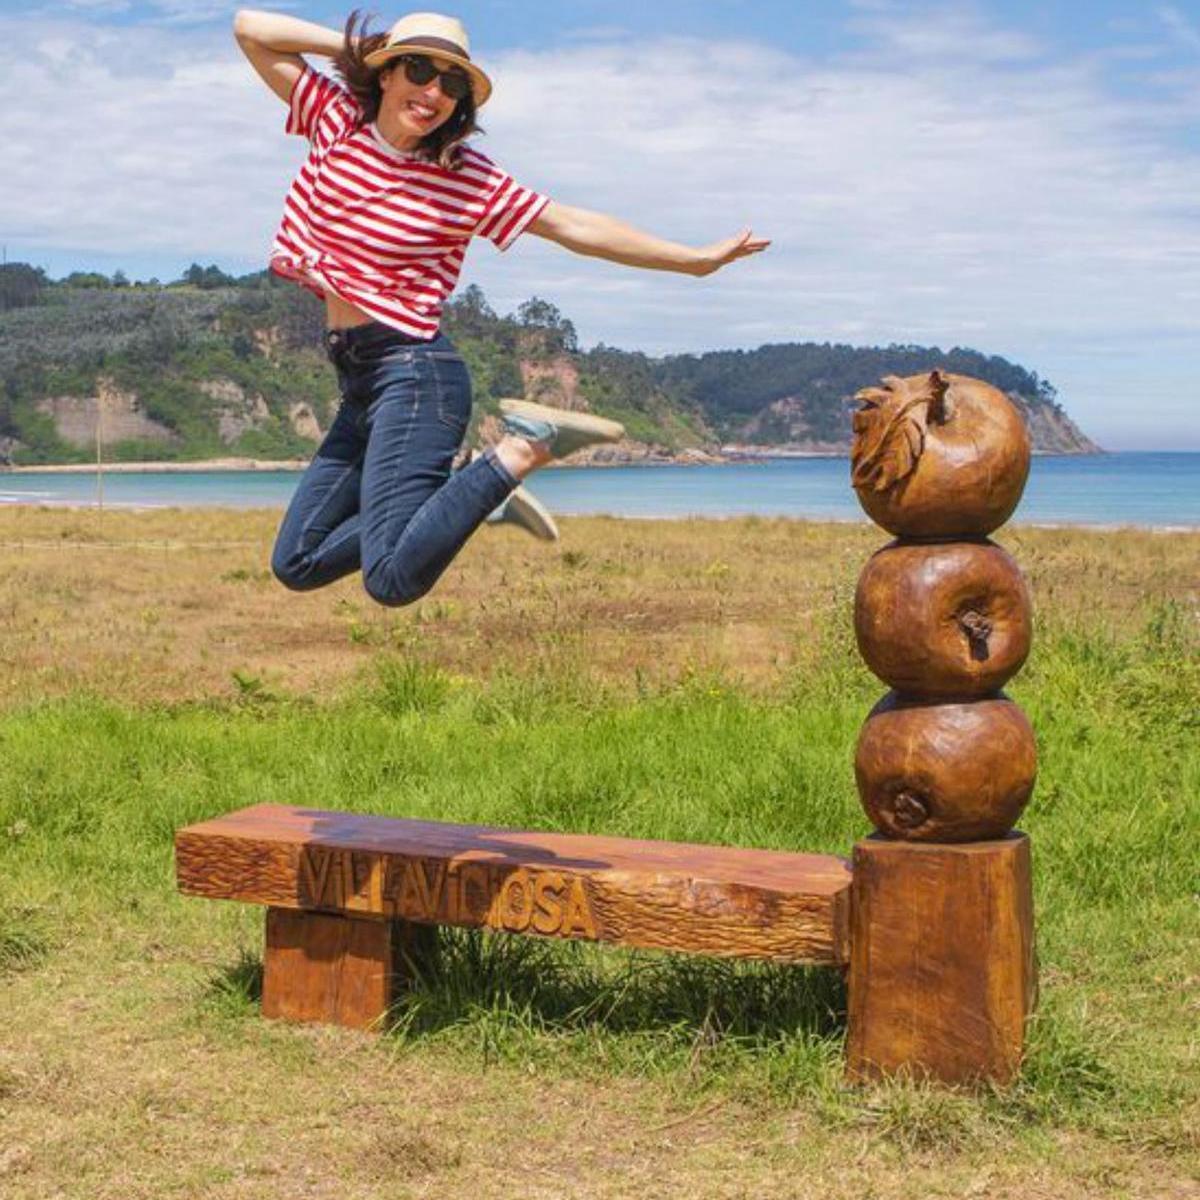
[468, 450, 559, 542]
[499, 399, 625, 460]
[491, 488, 559, 541]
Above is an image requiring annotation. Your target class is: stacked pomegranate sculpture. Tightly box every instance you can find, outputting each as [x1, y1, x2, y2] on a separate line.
[850, 371, 1037, 842]
[844, 370, 1040, 1084]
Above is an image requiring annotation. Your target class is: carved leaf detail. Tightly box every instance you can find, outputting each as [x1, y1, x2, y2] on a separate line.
[851, 375, 932, 493]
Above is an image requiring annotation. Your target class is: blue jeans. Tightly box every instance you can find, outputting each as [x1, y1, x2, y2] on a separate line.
[271, 323, 517, 606]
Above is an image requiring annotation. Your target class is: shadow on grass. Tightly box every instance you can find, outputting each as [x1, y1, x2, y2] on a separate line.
[386, 927, 846, 1051]
[202, 926, 844, 1066]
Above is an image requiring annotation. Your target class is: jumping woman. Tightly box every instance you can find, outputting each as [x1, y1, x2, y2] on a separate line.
[234, 9, 769, 606]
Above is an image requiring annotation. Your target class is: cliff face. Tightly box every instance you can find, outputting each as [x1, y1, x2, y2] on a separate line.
[25, 374, 324, 455]
[1010, 396, 1101, 453]
[519, 358, 583, 410]
[36, 380, 179, 450]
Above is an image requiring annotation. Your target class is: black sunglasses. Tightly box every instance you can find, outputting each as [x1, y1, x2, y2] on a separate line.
[394, 53, 471, 102]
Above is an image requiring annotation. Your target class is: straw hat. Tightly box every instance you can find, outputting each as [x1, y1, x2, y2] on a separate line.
[363, 13, 493, 106]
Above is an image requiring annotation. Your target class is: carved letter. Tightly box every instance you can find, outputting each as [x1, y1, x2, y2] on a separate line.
[397, 859, 426, 918]
[382, 858, 404, 913]
[298, 846, 333, 908]
[532, 872, 566, 935]
[498, 869, 534, 933]
[458, 862, 491, 923]
[415, 859, 448, 921]
[561, 877, 598, 939]
[343, 852, 384, 913]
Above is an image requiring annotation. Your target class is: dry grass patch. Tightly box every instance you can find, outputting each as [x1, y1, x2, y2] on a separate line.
[1, 507, 1195, 708]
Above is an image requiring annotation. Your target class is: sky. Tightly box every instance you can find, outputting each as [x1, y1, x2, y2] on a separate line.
[1, 0, 1198, 450]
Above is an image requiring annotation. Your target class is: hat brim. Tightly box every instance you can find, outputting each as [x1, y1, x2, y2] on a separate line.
[363, 43, 493, 106]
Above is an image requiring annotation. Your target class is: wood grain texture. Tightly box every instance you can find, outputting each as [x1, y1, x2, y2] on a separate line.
[262, 909, 438, 1030]
[855, 692, 1037, 841]
[854, 539, 1032, 699]
[846, 833, 1036, 1086]
[177, 805, 852, 965]
[263, 908, 397, 1029]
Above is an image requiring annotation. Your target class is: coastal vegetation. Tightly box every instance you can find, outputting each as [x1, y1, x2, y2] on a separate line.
[0, 262, 1096, 467]
[0, 508, 1195, 1197]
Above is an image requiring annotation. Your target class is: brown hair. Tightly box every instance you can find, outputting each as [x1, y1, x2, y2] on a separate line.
[332, 10, 481, 170]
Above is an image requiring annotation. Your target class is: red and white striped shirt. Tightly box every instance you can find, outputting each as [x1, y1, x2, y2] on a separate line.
[270, 65, 550, 338]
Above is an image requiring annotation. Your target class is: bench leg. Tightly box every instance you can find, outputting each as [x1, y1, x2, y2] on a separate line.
[262, 908, 436, 1031]
[846, 833, 1036, 1085]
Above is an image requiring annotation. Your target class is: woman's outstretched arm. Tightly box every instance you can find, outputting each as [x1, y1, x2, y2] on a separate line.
[528, 202, 769, 277]
[233, 9, 344, 103]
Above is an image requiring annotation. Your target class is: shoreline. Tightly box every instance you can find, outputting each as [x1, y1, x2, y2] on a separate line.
[5, 456, 772, 474]
[6, 458, 309, 475]
[0, 495, 1194, 534]
[3, 446, 1131, 475]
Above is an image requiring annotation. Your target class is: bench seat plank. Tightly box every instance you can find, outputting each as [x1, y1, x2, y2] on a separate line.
[177, 804, 851, 965]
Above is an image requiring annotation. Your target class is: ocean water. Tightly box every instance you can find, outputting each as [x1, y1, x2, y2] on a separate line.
[1, 453, 1198, 529]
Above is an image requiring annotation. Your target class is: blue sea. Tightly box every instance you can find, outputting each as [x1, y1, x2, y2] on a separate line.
[1, 453, 1198, 529]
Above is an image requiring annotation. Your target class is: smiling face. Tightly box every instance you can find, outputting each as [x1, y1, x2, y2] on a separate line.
[375, 55, 464, 150]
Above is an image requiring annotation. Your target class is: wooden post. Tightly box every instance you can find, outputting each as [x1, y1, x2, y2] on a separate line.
[846, 833, 1036, 1085]
[262, 908, 436, 1030]
[847, 372, 1039, 1084]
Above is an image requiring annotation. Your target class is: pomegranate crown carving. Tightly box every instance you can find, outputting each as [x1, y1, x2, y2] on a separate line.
[851, 370, 952, 494]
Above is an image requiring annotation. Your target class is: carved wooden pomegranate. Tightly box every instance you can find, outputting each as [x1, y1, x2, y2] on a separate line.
[851, 371, 1032, 538]
[855, 693, 1036, 842]
[855, 539, 1032, 699]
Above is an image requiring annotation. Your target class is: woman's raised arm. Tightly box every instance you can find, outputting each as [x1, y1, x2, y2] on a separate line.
[528, 202, 770, 277]
[233, 9, 345, 104]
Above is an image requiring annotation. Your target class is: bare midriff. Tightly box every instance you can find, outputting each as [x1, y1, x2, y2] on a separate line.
[324, 291, 376, 330]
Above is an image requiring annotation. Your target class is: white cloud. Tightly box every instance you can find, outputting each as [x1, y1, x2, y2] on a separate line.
[0, 17, 302, 263]
[845, 1, 1044, 62]
[58, 0, 261, 22]
[59, 0, 133, 14]
[1, 6, 1198, 445]
[473, 23, 1200, 353]
[1157, 5, 1200, 52]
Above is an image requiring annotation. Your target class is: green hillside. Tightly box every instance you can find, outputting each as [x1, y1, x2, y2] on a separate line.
[0, 263, 1096, 465]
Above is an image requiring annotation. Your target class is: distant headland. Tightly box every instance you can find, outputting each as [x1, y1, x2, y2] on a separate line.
[0, 264, 1099, 469]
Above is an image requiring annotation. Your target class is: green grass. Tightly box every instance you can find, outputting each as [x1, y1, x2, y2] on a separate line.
[1, 599, 1196, 1153]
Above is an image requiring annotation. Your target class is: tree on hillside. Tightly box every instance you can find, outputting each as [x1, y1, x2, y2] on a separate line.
[179, 263, 237, 289]
[517, 296, 578, 356]
[62, 271, 113, 289]
[0, 262, 48, 310]
[444, 284, 498, 339]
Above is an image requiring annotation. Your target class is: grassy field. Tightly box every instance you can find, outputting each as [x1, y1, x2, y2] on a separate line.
[0, 507, 1197, 1198]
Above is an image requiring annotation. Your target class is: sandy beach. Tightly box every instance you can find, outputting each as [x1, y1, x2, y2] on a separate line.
[7, 457, 309, 474]
[6, 452, 732, 474]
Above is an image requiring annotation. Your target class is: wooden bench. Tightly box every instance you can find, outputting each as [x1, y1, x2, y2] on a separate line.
[176, 803, 1034, 1084]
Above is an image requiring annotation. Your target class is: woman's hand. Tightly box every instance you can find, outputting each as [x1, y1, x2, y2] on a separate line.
[686, 229, 772, 277]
